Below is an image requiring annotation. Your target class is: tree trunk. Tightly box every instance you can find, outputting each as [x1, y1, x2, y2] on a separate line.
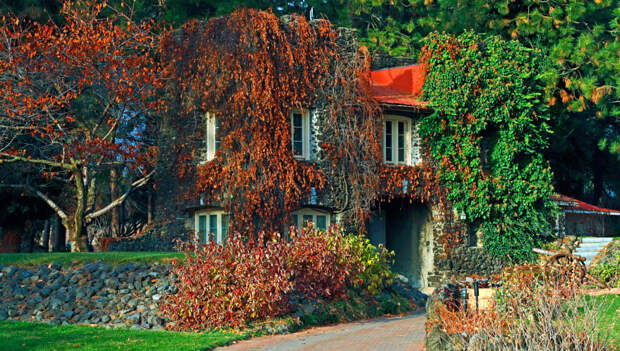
[69, 169, 89, 252]
[147, 190, 153, 225]
[41, 219, 50, 251]
[592, 149, 604, 205]
[110, 168, 120, 238]
[49, 216, 60, 252]
[65, 218, 88, 252]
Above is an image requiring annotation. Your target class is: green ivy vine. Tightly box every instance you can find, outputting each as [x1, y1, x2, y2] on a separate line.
[419, 31, 557, 262]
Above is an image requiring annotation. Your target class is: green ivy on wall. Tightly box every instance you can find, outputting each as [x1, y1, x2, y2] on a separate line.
[419, 31, 557, 262]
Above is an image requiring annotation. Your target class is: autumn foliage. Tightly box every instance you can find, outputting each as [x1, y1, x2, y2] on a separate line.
[159, 9, 387, 236]
[0, 1, 160, 250]
[161, 226, 394, 330]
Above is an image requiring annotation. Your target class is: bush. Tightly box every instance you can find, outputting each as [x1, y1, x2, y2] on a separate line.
[161, 225, 395, 330]
[160, 232, 293, 330]
[590, 242, 619, 288]
[287, 227, 355, 299]
[426, 265, 615, 351]
[344, 234, 394, 295]
[289, 226, 395, 299]
[590, 259, 619, 288]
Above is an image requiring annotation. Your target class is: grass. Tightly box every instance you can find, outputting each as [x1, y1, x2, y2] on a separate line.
[0, 252, 183, 267]
[0, 320, 244, 351]
[586, 294, 620, 347]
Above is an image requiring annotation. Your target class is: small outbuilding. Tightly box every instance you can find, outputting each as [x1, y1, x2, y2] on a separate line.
[552, 194, 620, 237]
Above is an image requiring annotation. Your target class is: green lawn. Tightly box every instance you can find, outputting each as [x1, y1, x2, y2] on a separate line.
[0, 321, 244, 351]
[588, 294, 620, 346]
[0, 252, 183, 266]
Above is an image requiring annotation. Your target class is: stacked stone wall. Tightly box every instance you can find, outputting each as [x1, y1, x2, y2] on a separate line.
[0, 262, 176, 329]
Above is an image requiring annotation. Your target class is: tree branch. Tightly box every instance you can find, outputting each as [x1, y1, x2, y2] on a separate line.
[0, 183, 68, 220]
[85, 171, 154, 221]
[0, 152, 75, 170]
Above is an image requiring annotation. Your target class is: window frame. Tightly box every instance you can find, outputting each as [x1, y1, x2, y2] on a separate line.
[291, 208, 331, 231]
[290, 109, 311, 160]
[194, 209, 229, 244]
[204, 112, 219, 162]
[382, 115, 412, 166]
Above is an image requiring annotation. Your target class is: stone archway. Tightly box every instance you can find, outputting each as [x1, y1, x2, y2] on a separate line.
[369, 199, 434, 288]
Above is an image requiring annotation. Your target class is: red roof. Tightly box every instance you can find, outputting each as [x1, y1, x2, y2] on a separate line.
[551, 194, 620, 216]
[370, 64, 429, 109]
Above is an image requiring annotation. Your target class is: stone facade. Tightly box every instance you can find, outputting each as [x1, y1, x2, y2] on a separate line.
[156, 18, 506, 288]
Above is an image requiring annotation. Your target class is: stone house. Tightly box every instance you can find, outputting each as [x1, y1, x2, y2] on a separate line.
[183, 35, 504, 288]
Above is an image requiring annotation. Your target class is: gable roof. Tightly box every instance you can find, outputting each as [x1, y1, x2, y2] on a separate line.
[551, 194, 620, 216]
[370, 64, 429, 110]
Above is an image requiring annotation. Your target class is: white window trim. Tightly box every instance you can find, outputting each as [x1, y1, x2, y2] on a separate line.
[383, 115, 412, 166]
[194, 209, 229, 244]
[291, 208, 331, 230]
[291, 109, 311, 160]
[204, 112, 217, 162]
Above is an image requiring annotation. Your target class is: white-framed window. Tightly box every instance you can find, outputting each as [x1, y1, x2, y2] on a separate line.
[204, 112, 220, 161]
[291, 208, 330, 231]
[194, 209, 230, 244]
[383, 115, 412, 165]
[291, 109, 311, 160]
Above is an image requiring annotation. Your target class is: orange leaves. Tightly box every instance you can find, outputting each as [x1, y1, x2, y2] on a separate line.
[0, 0, 160, 181]
[160, 9, 344, 236]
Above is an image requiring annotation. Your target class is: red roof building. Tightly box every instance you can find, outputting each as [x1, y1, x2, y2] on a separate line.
[551, 194, 620, 236]
[370, 64, 429, 110]
[551, 194, 620, 216]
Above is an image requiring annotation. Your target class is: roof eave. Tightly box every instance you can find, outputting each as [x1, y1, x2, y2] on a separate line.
[378, 102, 433, 113]
[564, 210, 620, 216]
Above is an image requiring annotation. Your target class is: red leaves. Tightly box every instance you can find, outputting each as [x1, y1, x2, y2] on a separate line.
[161, 226, 374, 330]
[161, 232, 294, 330]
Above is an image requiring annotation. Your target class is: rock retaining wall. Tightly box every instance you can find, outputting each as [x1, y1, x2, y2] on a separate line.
[0, 262, 176, 329]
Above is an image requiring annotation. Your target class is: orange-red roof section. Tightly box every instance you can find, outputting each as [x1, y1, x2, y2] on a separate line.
[551, 194, 620, 216]
[370, 64, 429, 109]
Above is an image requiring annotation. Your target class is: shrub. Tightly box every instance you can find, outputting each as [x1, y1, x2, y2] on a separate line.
[160, 232, 293, 330]
[590, 243, 619, 288]
[289, 226, 394, 298]
[162, 225, 395, 330]
[426, 266, 614, 351]
[287, 226, 355, 299]
[590, 259, 619, 288]
[344, 234, 394, 295]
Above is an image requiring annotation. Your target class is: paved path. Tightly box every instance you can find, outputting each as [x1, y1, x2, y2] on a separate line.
[217, 311, 426, 351]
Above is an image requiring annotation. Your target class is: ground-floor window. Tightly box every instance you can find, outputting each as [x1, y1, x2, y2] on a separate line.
[291, 208, 330, 231]
[194, 210, 229, 244]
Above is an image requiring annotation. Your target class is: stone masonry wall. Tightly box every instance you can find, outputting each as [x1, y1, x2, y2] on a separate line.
[425, 204, 506, 287]
[0, 262, 177, 329]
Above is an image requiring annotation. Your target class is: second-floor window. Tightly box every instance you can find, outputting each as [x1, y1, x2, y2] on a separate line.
[383, 115, 411, 165]
[195, 209, 230, 244]
[291, 109, 310, 160]
[205, 112, 220, 161]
